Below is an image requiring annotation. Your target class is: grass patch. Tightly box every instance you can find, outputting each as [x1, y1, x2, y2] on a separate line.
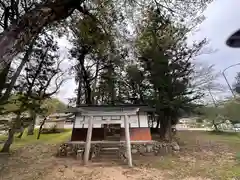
[207, 130, 240, 139]
[143, 131, 240, 180]
[0, 135, 6, 141]
[178, 130, 240, 147]
[0, 128, 71, 150]
[152, 155, 240, 180]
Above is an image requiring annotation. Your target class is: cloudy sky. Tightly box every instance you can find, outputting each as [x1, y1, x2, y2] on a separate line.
[56, 0, 240, 104]
[192, 0, 240, 99]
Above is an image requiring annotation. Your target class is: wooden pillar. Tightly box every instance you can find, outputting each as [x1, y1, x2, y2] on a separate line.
[124, 115, 133, 167]
[83, 116, 93, 165]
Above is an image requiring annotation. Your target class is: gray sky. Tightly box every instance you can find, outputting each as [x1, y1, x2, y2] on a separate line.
[192, 0, 240, 99]
[55, 38, 75, 104]
[57, 0, 240, 104]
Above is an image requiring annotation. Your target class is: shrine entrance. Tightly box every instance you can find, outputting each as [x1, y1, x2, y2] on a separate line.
[103, 124, 121, 141]
[72, 107, 140, 167]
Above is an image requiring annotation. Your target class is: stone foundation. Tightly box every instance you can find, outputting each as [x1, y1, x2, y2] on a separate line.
[118, 142, 179, 161]
[57, 141, 179, 160]
[57, 143, 102, 159]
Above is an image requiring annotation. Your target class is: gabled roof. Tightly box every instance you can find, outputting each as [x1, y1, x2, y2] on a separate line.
[48, 113, 73, 118]
[66, 104, 155, 113]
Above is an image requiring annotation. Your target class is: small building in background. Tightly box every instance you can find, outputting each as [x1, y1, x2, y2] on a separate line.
[43, 119, 65, 129]
[43, 113, 74, 129]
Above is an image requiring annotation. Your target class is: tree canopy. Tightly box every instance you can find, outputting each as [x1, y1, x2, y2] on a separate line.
[197, 97, 240, 131]
[233, 72, 240, 94]
[1, 95, 66, 116]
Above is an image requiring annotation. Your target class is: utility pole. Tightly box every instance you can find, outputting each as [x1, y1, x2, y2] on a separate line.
[222, 63, 240, 98]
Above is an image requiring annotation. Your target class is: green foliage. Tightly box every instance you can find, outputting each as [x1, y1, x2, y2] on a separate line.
[67, 1, 211, 140]
[70, 1, 127, 105]
[135, 9, 205, 125]
[125, 65, 147, 103]
[0, 93, 24, 114]
[0, 95, 66, 116]
[41, 98, 67, 116]
[233, 72, 240, 94]
[221, 99, 240, 124]
[198, 106, 220, 120]
[236, 152, 240, 161]
[197, 98, 240, 128]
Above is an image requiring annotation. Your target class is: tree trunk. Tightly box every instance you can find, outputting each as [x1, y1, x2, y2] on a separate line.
[27, 124, 34, 135]
[77, 47, 92, 105]
[0, 0, 83, 73]
[2, 61, 26, 100]
[0, 64, 11, 96]
[108, 64, 115, 105]
[1, 112, 22, 152]
[17, 126, 24, 139]
[27, 111, 37, 135]
[1, 128, 15, 153]
[212, 120, 219, 131]
[91, 61, 100, 104]
[76, 79, 82, 106]
[17, 131, 24, 139]
[85, 85, 92, 105]
[159, 116, 172, 141]
[37, 117, 47, 140]
[155, 118, 160, 129]
[0, 37, 37, 102]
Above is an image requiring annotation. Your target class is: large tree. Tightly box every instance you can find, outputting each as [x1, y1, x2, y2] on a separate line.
[19, 33, 65, 135]
[0, 32, 66, 152]
[124, 65, 147, 104]
[69, 15, 110, 105]
[134, 7, 207, 140]
[0, 0, 212, 74]
[69, 0, 127, 106]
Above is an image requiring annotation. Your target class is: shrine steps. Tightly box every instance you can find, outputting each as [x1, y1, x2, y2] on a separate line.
[92, 143, 121, 162]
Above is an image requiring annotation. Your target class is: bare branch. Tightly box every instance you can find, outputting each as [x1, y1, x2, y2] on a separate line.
[43, 69, 70, 98]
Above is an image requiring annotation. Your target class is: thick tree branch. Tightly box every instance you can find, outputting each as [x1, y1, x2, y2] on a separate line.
[0, 36, 37, 102]
[0, 0, 85, 73]
[44, 75, 67, 97]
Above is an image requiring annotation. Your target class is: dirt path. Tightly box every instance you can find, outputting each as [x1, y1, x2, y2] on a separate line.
[0, 144, 166, 180]
[0, 143, 208, 180]
[41, 162, 210, 180]
[43, 160, 205, 180]
[44, 162, 168, 180]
